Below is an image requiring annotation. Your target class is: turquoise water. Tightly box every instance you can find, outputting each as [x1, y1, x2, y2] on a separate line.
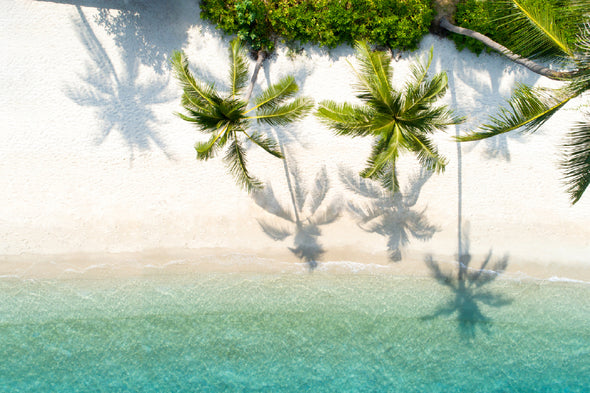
[1, 272, 589, 392]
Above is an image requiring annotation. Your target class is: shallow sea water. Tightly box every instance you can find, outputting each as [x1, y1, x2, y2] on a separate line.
[0, 271, 589, 392]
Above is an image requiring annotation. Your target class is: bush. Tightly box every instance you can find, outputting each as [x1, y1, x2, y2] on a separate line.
[200, 0, 434, 51]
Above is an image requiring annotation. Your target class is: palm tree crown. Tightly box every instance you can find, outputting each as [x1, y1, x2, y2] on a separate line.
[455, 0, 590, 204]
[171, 39, 314, 192]
[316, 41, 463, 193]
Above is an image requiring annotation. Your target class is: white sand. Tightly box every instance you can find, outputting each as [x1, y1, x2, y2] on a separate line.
[1, 0, 589, 280]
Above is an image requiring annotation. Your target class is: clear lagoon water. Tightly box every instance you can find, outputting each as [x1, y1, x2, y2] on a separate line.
[1, 271, 589, 392]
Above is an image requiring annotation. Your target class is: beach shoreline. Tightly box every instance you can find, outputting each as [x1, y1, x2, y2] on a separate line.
[2, 248, 589, 283]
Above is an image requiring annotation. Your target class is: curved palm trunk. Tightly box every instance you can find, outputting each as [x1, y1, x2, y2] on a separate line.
[440, 18, 578, 81]
[245, 50, 267, 101]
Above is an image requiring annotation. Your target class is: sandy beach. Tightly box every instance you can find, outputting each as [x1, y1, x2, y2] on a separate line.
[1, 0, 589, 281]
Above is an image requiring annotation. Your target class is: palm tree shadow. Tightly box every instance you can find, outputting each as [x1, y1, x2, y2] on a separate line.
[422, 223, 512, 339]
[458, 61, 530, 161]
[253, 151, 341, 271]
[93, 2, 192, 75]
[63, 6, 174, 161]
[429, 38, 539, 161]
[339, 167, 439, 262]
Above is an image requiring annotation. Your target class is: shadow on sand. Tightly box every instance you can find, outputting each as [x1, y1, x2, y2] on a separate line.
[422, 223, 512, 339]
[63, 5, 179, 160]
[253, 147, 341, 270]
[339, 167, 438, 262]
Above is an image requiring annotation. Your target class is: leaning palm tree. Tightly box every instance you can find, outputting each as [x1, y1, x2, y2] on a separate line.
[445, 0, 590, 203]
[316, 41, 463, 194]
[171, 38, 314, 192]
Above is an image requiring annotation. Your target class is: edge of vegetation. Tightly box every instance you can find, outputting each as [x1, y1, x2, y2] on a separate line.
[200, 0, 434, 52]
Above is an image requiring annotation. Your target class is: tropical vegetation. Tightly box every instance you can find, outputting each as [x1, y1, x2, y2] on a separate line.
[316, 42, 463, 193]
[448, 0, 579, 56]
[442, 0, 590, 203]
[200, 0, 433, 52]
[170, 38, 314, 192]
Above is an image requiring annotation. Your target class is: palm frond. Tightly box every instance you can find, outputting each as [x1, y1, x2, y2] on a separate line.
[407, 47, 434, 91]
[249, 76, 299, 113]
[352, 41, 395, 109]
[360, 134, 394, 180]
[457, 84, 573, 141]
[224, 139, 262, 192]
[404, 71, 449, 113]
[243, 130, 283, 158]
[228, 38, 249, 98]
[316, 101, 374, 137]
[177, 107, 226, 131]
[195, 132, 221, 161]
[194, 123, 230, 160]
[576, 22, 590, 68]
[400, 106, 463, 134]
[251, 97, 314, 126]
[499, 0, 573, 59]
[170, 50, 219, 108]
[361, 136, 401, 194]
[408, 133, 448, 173]
[562, 119, 590, 204]
[378, 162, 400, 194]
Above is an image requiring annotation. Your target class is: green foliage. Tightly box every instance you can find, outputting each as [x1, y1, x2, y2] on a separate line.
[201, 0, 273, 51]
[171, 39, 314, 192]
[451, 0, 580, 56]
[455, 0, 590, 203]
[317, 42, 463, 194]
[200, 0, 433, 51]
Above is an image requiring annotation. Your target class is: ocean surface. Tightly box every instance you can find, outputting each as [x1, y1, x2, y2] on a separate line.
[1, 268, 589, 392]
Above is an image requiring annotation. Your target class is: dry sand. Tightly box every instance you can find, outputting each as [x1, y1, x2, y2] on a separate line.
[1, 1, 589, 281]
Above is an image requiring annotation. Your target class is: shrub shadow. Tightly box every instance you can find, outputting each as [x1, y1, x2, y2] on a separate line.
[339, 167, 438, 262]
[422, 223, 512, 339]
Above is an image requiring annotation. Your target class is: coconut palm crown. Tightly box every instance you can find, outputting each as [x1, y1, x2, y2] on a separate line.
[171, 39, 314, 192]
[453, 0, 590, 204]
[316, 41, 463, 194]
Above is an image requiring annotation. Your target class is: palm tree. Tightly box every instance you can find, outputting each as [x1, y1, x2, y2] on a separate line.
[443, 0, 590, 203]
[170, 38, 314, 192]
[316, 41, 463, 194]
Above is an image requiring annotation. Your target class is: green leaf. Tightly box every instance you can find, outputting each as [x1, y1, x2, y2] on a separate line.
[243, 130, 283, 158]
[509, 0, 574, 58]
[252, 97, 314, 126]
[457, 84, 574, 141]
[316, 101, 375, 137]
[194, 123, 230, 160]
[170, 50, 219, 108]
[224, 138, 263, 192]
[229, 38, 249, 97]
[250, 75, 299, 112]
[351, 41, 396, 110]
[562, 119, 590, 204]
[408, 133, 447, 173]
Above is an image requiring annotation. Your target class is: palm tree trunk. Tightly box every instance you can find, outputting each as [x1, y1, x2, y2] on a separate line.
[439, 18, 578, 81]
[245, 50, 266, 101]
